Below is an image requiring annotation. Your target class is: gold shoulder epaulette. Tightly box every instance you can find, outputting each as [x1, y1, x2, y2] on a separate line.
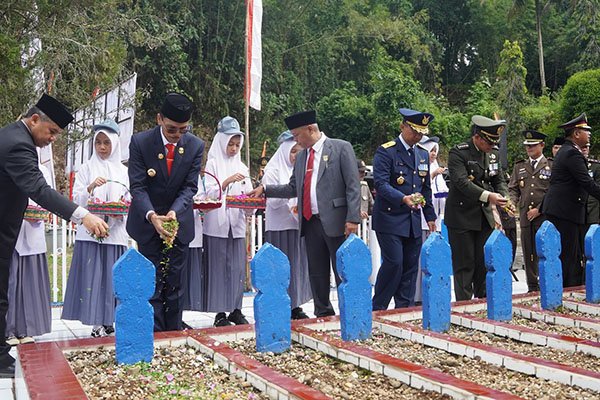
[381, 140, 396, 149]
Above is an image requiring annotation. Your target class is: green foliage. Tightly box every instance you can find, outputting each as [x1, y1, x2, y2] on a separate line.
[316, 82, 375, 156]
[560, 68, 600, 151]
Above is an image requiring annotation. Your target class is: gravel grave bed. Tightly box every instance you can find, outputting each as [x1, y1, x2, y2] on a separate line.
[230, 338, 450, 400]
[516, 299, 600, 319]
[324, 328, 599, 400]
[403, 319, 600, 372]
[65, 345, 267, 400]
[468, 310, 600, 342]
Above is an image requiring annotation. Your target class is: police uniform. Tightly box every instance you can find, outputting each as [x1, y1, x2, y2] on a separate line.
[542, 113, 600, 287]
[508, 130, 552, 292]
[445, 115, 508, 301]
[372, 109, 436, 310]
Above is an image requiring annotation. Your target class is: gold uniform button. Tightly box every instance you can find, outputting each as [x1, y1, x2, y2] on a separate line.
[530, 192, 534, 195]
[531, 184, 534, 187]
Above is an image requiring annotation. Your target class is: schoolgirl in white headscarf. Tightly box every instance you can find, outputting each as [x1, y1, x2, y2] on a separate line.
[5, 162, 53, 345]
[62, 119, 129, 337]
[262, 131, 312, 319]
[203, 116, 253, 327]
[419, 136, 448, 232]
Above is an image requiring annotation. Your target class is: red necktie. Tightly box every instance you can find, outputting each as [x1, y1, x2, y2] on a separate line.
[303, 148, 315, 220]
[166, 143, 175, 175]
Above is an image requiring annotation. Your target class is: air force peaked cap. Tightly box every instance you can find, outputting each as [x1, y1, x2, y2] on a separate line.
[399, 108, 434, 134]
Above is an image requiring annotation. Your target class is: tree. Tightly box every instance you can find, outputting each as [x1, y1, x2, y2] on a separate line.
[560, 69, 600, 151]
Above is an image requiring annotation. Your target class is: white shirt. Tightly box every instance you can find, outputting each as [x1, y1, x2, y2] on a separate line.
[306, 133, 327, 216]
[529, 155, 543, 169]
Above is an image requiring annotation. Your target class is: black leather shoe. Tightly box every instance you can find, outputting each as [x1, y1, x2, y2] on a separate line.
[214, 312, 233, 327]
[228, 309, 249, 325]
[0, 363, 15, 379]
[291, 307, 309, 320]
[103, 325, 115, 335]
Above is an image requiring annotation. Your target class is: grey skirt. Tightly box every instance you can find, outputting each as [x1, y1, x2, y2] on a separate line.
[6, 251, 51, 337]
[265, 230, 312, 308]
[182, 247, 206, 311]
[61, 241, 125, 326]
[203, 233, 246, 312]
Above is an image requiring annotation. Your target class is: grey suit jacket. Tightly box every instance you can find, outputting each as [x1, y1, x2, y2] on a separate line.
[265, 137, 361, 237]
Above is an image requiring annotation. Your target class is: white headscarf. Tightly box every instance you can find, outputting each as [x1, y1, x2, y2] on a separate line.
[263, 139, 296, 184]
[205, 131, 250, 226]
[87, 129, 129, 202]
[420, 138, 448, 195]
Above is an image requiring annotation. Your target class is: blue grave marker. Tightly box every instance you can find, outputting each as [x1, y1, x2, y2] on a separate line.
[337, 234, 372, 341]
[113, 248, 155, 364]
[484, 230, 513, 321]
[585, 224, 600, 303]
[536, 221, 563, 310]
[421, 232, 452, 332]
[251, 243, 291, 353]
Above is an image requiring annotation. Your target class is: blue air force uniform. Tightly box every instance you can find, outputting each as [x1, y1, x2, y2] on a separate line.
[372, 109, 436, 310]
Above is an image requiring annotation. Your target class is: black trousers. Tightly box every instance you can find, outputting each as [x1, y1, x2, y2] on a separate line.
[448, 220, 493, 301]
[546, 216, 585, 288]
[302, 216, 345, 317]
[0, 256, 15, 368]
[138, 236, 189, 331]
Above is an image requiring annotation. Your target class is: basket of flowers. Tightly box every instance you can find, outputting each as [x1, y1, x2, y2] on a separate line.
[226, 194, 266, 210]
[23, 205, 49, 222]
[193, 170, 223, 211]
[87, 180, 130, 217]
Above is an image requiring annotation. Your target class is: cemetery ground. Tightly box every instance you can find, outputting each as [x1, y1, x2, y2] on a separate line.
[11, 226, 600, 399]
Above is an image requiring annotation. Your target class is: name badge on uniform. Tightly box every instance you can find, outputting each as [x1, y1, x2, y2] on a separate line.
[418, 163, 428, 177]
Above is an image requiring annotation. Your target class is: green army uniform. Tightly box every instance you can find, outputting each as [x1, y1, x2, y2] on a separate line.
[508, 156, 552, 292]
[445, 116, 509, 301]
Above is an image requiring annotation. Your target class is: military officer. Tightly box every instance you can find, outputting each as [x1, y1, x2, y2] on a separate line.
[508, 130, 552, 292]
[372, 108, 437, 310]
[542, 113, 600, 287]
[445, 115, 510, 301]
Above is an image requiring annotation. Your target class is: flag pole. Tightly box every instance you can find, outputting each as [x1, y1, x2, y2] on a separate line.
[244, 0, 251, 173]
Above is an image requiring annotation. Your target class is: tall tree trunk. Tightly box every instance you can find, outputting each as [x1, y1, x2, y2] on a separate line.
[535, 0, 547, 93]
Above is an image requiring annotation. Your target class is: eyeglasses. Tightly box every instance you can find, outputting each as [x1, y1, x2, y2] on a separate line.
[165, 125, 191, 135]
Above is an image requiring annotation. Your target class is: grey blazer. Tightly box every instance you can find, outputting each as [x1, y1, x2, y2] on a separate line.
[265, 137, 361, 237]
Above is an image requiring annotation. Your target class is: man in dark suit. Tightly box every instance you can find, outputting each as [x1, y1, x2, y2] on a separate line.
[445, 116, 510, 301]
[250, 110, 361, 317]
[0, 94, 108, 377]
[542, 113, 600, 287]
[508, 130, 552, 292]
[371, 108, 437, 310]
[126, 93, 204, 331]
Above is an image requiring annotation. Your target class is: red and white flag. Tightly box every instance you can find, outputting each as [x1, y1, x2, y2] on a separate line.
[245, 0, 262, 111]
